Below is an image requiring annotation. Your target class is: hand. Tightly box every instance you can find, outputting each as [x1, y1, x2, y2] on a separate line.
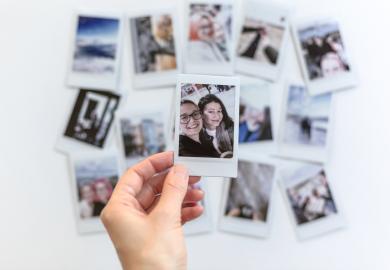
[101, 151, 204, 270]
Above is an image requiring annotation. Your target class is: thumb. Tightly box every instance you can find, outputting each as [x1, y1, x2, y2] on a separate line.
[155, 165, 189, 215]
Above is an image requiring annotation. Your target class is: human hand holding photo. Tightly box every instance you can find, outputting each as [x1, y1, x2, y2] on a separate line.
[101, 151, 204, 270]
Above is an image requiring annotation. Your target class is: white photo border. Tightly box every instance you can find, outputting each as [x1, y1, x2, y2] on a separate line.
[235, 1, 291, 82]
[218, 154, 279, 238]
[66, 10, 124, 92]
[291, 17, 358, 96]
[278, 163, 346, 240]
[127, 7, 183, 89]
[183, 0, 236, 75]
[68, 149, 121, 234]
[174, 74, 240, 177]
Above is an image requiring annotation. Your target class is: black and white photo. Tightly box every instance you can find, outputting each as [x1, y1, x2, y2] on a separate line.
[67, 13, 123, 90]
[62, 89, 120, 149]
[174, 74, 240, 177]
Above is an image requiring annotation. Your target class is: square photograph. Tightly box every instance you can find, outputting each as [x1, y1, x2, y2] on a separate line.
[225, 161, 275, 222]
[73, 16, 120, 74]
[130, 14, 177, 74]
[179, 83, 236, 158]
[298, 21, 350, 81]
[286, 168, 337, 225]
[174, 74, 239, 177]
[239, 80, 273, 144]
[185, 2, 234, 74]
[282, 84, 331, 147]
[237, 18, 284, 66]
[118, 113, 166, 169]
[63, 89, 120, 148]
[67, 13, 123, 90]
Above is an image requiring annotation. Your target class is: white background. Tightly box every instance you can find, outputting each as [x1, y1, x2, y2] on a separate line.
[0, 0, 389, 269]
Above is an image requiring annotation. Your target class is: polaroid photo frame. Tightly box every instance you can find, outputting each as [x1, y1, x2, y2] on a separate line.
[276, 82, 333, 163]
[235, 1, 290, 81]
[238, 76, 277, 155]
[56, 89, 121, 153]
[127, 7, 182, 89]
[116, 110, 168, 171]
[68, 149, 121, 234]
[279, 163, 345, 240]
[291, 17, 358, 96]
[219, 154, 278, 238]
[66, 11, 124, 91]
[184, 179, 213, 236]
[183, 0, 236, 75]
[174, 74, 240, 177]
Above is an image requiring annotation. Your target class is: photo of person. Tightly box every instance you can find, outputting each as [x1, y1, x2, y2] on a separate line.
[179, 83, 236, 158]
[75, 155, 119, 219]
[130, 14, 177, 73]
[286, 168, 337, 225]
[225, 161, 275, 221]
[239, 81, 273, 143]
[237, 18, 284, 65]
[282, 85, 331, 147]
[64, 89, 120, 148]
[119, 113, 166, 168]
[298, 21, 350, 80]
[72, 16, 120, 74]
[187, 3, 232, 63]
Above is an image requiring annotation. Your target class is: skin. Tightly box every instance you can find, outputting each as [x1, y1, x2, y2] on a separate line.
[81, 185, 94, 204]
[101, 152, 204, 270]
[321, 52, 345, 77]
[202, 101, 223, 130]
[95, 182, 110, 203]
[180, 103, 202, 142]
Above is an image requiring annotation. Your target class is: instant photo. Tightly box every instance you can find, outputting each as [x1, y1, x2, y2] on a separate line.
[280, 164, 345, 240]
[184, 180, 213, 236]
[292, 18, 357, 95]
[69, 151, 120, 233]
[60, 89, 120, 150]
[118, 113, 166, 169]
[278, 84, 332, 162]
[174, 74, 240, 177]
[236, 1, 290, 81]
[184, 0, 235, 75]
[239, 77, 274, 148]
[219, 158, 277, 238]
[67, 13, 123, 91]
[129, 9, 181, 88]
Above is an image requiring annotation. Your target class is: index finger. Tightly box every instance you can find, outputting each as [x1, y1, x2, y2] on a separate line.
[117, 151, 174, 197]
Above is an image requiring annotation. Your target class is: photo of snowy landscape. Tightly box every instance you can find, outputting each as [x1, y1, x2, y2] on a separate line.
[72, 16, 119, 74]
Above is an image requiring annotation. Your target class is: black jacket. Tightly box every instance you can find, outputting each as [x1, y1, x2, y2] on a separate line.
[179, 130, 220, 158]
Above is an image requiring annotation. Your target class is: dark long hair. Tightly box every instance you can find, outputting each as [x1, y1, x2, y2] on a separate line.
[198, 94, 234, 153]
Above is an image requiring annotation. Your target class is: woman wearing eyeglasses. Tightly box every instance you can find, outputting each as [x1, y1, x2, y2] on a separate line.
[179, 100, 220, 158]
[198, 94, 234, 158]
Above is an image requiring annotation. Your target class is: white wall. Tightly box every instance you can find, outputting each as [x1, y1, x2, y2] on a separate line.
[0, 0, 389, 269]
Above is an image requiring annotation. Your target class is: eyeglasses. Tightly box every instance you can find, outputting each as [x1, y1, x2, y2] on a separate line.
[180, 110, 202, 124]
